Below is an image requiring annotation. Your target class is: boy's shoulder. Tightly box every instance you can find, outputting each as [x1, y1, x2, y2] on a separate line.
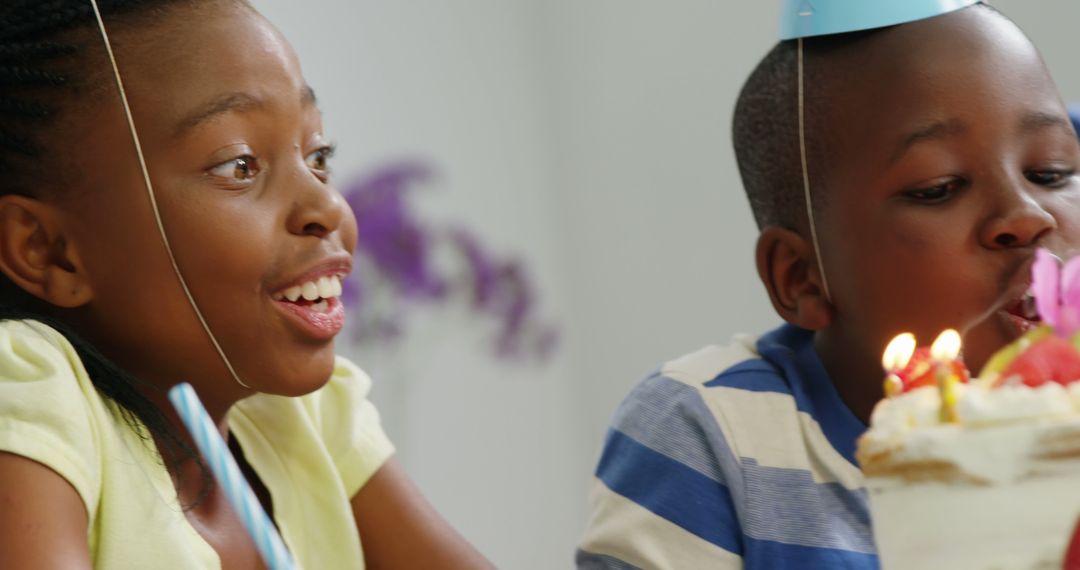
[611, 324, 861, 481]
[610, 328, 794, 462]
[586, 326, 872, 566]
[657, 332, 763, 387]
[635, 324, 808, 408]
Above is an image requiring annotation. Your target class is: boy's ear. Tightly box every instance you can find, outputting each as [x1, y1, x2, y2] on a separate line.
[0, 195, 92, 308]
[755, 226, 832, 330]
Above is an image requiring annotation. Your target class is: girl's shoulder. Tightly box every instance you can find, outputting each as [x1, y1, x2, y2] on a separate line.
[0, 318, 106, 516]
[0, 318, 103, 415]
[0, 318, 85, 375]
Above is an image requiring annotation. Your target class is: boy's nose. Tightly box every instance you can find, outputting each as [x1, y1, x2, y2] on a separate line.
[285, 170, 347, 239]
[979, 186, 1056, 249]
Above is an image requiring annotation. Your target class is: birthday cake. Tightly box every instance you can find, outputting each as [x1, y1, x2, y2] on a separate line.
[857, 250, 1080, 570]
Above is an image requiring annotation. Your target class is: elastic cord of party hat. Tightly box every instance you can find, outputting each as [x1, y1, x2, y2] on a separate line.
[87, 0, 253, 390]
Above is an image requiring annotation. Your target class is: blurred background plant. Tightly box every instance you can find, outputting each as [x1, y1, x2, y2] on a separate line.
[340, 160, 558, 363]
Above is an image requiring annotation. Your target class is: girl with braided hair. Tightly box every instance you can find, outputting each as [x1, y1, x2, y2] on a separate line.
[0, 1, 492, 568]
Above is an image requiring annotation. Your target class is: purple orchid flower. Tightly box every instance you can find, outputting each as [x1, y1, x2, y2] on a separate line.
[343, 162, 447, 302]
[449, 228, 557, 359]
[338, 160, 558, 361]
[1031, 248, 1080, 336]
[449, 228, 499, 309]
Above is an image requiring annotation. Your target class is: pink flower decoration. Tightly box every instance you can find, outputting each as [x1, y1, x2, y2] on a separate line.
[1033, 249, 1060, 329]
[1061, 257, 1080, 334]
[1031, 248, 1080, 336]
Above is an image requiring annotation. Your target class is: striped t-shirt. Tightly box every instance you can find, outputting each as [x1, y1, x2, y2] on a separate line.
[578, 324, 879, 569]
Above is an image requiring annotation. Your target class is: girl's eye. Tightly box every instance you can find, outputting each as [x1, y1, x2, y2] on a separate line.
[207, 155, 260, 182]
[305, 145, 335, 179]
[903, 178, 963, 204]
[1025, 169, 1075, 188]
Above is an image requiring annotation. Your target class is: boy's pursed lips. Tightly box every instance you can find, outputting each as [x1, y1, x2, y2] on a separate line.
[952, 252, 1040, 338]
[990, 252, 1045, 336]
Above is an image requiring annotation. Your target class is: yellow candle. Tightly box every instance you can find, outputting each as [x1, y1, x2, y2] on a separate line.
[883, 373, 904, 398]
[930, 329, 962, 423]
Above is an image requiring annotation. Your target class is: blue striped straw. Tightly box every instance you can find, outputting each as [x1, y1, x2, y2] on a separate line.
[168, 383, 296, 570]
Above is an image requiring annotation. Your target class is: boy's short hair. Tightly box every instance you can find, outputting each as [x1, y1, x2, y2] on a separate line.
[732, 3, 1003, 232]
[732, 40, 804, 231]
[732, 34, 864, 232]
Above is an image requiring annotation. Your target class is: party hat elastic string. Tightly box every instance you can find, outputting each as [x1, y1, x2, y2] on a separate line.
[88, 0, 252, 389]
[797, 37, 833, 302]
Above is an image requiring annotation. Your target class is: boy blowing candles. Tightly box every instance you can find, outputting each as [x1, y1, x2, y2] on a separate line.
[578, 1, 1080, 568]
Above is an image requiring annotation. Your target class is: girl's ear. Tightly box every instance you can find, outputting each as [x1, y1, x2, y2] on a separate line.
[755, 226, 832, 330]
[0, 196, 92, 308]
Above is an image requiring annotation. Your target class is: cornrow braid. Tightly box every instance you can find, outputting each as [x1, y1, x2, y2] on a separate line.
[0, 6, 96, 43]
[0, 65, 68, 86]
[0, 98, 52, 121]
[0, 0, 183, 180]
[0, 0, 212, 504]
[0, 8, 81, 178]
[0, 130, 36, 160]
[0, 41, 77, 62]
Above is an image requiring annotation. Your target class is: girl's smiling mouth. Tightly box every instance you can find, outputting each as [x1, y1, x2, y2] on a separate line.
[271, 269, 349, 340]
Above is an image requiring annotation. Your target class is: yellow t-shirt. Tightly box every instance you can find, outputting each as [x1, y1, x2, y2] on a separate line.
[0, 319, 394, 569]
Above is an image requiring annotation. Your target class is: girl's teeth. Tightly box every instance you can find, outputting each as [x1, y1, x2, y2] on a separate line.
[317, 276, 334, 299]
[278, 275, 343, 303]
[311, 299, 328, 313]
[301, 281, 319, 301]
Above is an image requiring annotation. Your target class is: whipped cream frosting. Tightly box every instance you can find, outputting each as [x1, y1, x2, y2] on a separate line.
[867, 382, 1080, 438]
[860, 382, 1080, 484]
[861, 381, 1080, 569]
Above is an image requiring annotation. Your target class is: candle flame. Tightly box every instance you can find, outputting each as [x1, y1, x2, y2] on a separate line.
[882, 333, 916, 371]
[930, 329, 961, 361]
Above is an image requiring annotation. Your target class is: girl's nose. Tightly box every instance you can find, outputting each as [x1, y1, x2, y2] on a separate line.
[285, 169, 346, 239]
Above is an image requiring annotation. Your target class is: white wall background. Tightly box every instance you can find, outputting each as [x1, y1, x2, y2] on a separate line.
[255, 2, 1080, 568]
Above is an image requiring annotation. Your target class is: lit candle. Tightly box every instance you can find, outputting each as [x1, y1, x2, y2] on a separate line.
[930, 329, 962, 423]
[882, 333, 916, 397]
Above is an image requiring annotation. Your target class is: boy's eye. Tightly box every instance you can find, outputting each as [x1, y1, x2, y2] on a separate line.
[305, 145, 335, 179]
[1025, 169, 1075, 188]
[207, 155, 260, 182]
[902, 178, 963, 204]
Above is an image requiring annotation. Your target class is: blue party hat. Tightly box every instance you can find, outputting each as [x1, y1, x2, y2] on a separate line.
[779, 0, 980, 40]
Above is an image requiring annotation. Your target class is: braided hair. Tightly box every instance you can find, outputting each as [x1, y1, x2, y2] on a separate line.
[0, 0, 214, 495]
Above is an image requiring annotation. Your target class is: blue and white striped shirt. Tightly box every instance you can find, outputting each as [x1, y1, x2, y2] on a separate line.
[578, 324, 879, 569]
